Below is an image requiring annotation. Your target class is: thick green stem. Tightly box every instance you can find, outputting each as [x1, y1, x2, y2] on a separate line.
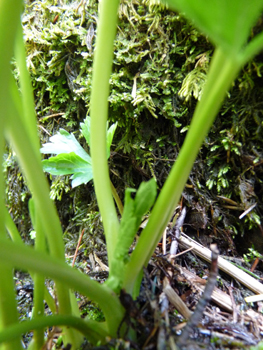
[90, 0, 120, 269]
[0, 238, 124, 337]
[123, 48, 241, 295]
[0, 1, 23, 349]
[7, 79, 82, 343]
[0, 268, 22, 350]
[6, 81, 81, 347]
[9, 67, 65, 262]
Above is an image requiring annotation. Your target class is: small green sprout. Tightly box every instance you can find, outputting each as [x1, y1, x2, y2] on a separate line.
[40, 117, 117, 188]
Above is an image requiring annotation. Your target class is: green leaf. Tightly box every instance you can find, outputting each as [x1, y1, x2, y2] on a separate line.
[28, 198, 36, 230]
[106, 121, 118, 159]
[116, 188, 137, 260]
[114, 180, 157, 264]
[134, 178, 157, 223]
[106, 188, 137, 291]
[80, 116, 118, 159]
[42, 153, 93, 188]
[41, 128, 93, 187]
[108, 180, 157, 292]
[163, 0, 263, 56]
[41, 129, 91, 163]
[80, 118, 91, 147]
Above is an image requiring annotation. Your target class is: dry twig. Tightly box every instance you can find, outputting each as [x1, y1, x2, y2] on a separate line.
[178, 233, 263, 294]
[177, 244, 219, 347]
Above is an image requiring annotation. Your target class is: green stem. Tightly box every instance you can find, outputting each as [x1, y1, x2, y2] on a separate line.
[90, 0, 120, 269]
[4, 207, 56, 314]
[0, 238, 124, 337]
[0, 268, 22, 350]
[110, 180, 124, 216]
[43, 288, 56, 315]
[0, 315, 109, 346]
[4, 208, 23, 243]
[6, 80, 81, 346]
[31, 275, 45, 350]
[14, 22, 39, 153]
[241, 30, 263, 64]
[0, 152, 19, 350]
[9, 61, 65, 262]
[28, 199, 46, 349]
[123, 48, 241, 295]
[0, 1, 23, 349]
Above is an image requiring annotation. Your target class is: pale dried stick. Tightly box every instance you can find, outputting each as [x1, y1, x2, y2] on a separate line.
[178, 233, 263, 294]
[72, 229, 85, 268]
[163, 277, 192, 320]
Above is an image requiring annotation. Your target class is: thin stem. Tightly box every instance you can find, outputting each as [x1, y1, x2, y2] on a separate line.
[29, 199, 46, 349]
[241, 31, 263, 65]
[0, 315, 109, 346]
[177, 245, 219, 346]
[43, 288, 56, 315]
[123, 48, 241, 295]
[0, 237, 124, 337]
[90, 0, 120, 269]
[14, 22, 39, 153]
[110, 180, 124, 216]
[4, 207, 57, 314]
[4, 208, 23, 243]
[31, 274, 45, 349]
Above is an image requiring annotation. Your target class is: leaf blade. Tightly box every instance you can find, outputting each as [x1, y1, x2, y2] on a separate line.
[106, 121, 118, 159]
[41, 129, 91, 163]
[42, 152, 93, 187]
[163, 0, 263, 55]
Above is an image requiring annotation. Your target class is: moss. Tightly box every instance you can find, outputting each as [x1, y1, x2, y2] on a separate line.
[8, 0, 262, 251]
